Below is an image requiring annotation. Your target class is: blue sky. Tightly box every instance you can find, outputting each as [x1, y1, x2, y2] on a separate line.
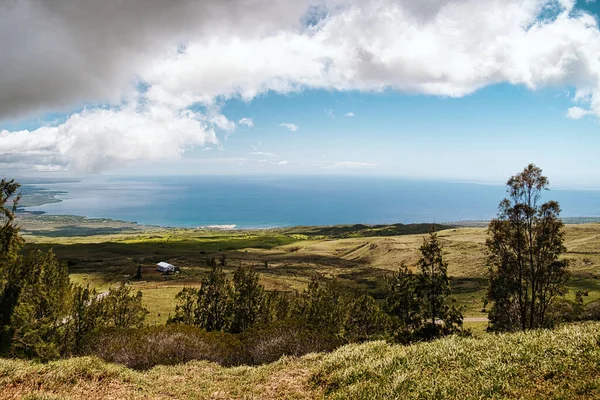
[1, 0, 600, 188]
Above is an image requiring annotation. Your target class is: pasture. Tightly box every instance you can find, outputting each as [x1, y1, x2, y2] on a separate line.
[20, 221, 600, 325]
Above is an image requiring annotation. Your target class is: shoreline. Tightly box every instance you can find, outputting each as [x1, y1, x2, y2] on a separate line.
[17, 182, 600, 233]
[16, 211, 600, 240]
[17, 209, 600, 231]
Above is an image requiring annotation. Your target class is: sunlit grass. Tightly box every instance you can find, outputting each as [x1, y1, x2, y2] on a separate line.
[2, 322, 599, 399]
[313, 322, 600, 399]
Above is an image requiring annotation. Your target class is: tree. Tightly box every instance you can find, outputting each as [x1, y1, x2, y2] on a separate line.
[195, 265, 231, 331]
[257, 290, 291, 325]
[486, 164, 569, 331]
[229, 266, 263, 333]
[0, 179, 26, 352]
[341, 293, 388, 342]
[385, 263, 422, 342]
[169, 287, 197, 325]
[103, 285, 148, 329]
[68, 284, 104, 351]
[0, 179, 23, 262]
[6, 250, 72, 359]
[292, 276, 348, 332]
[415, 230, 462, 338]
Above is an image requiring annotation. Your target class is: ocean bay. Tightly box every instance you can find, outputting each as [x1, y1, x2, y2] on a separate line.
[24, 176, 600, 228]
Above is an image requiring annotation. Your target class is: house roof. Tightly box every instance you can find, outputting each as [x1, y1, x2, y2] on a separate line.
[157, 261, 174, 268]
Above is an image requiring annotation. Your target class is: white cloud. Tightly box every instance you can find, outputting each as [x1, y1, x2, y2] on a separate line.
[315, 160, 377, 169]
[248, 151, 278, 157]
[3, 0, 600, 173]
[6, 0, 600, 121]
[345, 112, 355, 117]
[239, 117, 254, 127]
[32, 164, 66, 172]
[207, 111, 236, 132]
[0, 103, 218, 172]
[142, 0, 600, 118]
[279, 123, 299, 132]
[325, 108, 335, 118]
[566, 106, 593, 119]
[277, 160, 289, 165]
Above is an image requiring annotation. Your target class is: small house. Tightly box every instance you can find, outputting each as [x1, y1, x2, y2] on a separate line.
[156, 261, 179, 273]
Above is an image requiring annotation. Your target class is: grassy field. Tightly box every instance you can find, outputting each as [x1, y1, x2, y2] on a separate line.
[20, 223, 600, 324]
[1, 322, 598, 399]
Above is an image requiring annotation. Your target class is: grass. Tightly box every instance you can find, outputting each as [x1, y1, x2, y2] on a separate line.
[136, 285, 190, 324]
[313, 322, 600, 399]
[1, 322, 599, 399]
[19, 223, 600, 322]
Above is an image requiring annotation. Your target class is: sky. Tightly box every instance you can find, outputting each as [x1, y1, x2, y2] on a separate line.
[1, 0, 600, 187]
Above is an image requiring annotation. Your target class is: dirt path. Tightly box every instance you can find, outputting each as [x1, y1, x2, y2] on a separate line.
[464, 317, 488, 322]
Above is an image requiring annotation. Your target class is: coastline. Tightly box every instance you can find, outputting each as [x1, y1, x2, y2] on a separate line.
[16, 180, 600, 233]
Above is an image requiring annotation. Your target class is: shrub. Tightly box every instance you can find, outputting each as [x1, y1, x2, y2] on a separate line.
[242, 320, 340, 364]
[583, 300, 600, 320]
[82, 322, 342, 369]
[81, 325, 248, 369]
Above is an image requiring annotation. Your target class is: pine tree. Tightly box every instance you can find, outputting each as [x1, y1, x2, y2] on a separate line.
[341, 293, 388, 342]
[415, 230, 462, 338]
[169, 287, 197, 325]
[385, 263, 422, 341]
[195, 265, 231, 331]
[103, 284, 148, 329]
[229, 266, 263, 333]
[0, 179, 26, 353]
[8, 250, 72, 360]
[68, 284, 104, 351]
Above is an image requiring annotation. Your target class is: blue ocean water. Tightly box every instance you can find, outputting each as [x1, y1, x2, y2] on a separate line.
[25, 176, 600, 228]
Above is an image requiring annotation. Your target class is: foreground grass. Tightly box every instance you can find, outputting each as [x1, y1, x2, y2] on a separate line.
[1, 322, 599, 399]
[314, 322, 600, 399]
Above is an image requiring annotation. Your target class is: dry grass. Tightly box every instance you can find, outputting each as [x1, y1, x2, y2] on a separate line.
[21, 223, 600, 321]
[0, 354, 324, 399]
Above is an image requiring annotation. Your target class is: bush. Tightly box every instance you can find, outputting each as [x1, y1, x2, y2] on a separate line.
[81, 320, 345, 369]
[583, 300, 600, 320]
[242, 320, 340, 364]
[81, 325, 248, 369]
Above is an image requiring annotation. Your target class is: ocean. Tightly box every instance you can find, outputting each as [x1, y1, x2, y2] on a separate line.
[24, 176, 600, 228]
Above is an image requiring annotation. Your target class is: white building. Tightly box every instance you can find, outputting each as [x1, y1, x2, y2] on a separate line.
[156, 261, 178, 273]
